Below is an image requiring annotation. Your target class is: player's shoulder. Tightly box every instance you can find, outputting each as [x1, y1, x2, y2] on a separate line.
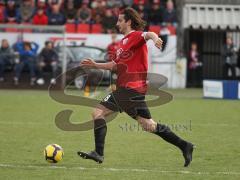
[131, 31, 144, 36]
[127, 31, 145, 40]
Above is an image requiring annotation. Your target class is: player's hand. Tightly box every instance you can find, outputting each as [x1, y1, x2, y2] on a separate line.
[80, 58, 97, 68]
[154, 38, 163, 49]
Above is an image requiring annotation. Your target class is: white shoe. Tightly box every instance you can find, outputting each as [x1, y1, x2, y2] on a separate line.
[50, 78, 56, 85]
[14, 77, 19, 85]
[36, 78, 45, 85]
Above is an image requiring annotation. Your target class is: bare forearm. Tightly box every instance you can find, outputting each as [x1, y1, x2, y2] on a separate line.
[145, 32, 163, 49]
[145, 32, 159, 42]
[80, 58, 116, 71]
[95, 61, 116, 71]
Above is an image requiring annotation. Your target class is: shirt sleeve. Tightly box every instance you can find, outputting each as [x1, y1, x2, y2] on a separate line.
[129, 31, 147, 49]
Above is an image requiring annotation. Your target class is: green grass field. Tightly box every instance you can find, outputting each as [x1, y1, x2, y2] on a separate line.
[0, 89, 240, 180]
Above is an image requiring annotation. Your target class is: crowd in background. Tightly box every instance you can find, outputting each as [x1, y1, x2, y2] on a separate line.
[221, 36, 239, 80]
[0, 0, 178, 86]
[0, 0, 177, 33]
[187, 36, 240, 87]
[0, 39, 58, 85]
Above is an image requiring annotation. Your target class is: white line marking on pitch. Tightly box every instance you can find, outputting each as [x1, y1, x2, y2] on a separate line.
[0, 164, 240, 176]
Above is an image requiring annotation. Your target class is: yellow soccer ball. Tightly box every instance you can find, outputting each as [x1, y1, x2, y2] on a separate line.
[44, 144, 64, 163]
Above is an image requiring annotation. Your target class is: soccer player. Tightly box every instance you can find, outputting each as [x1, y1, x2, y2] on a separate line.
[78, 7, 194, 167]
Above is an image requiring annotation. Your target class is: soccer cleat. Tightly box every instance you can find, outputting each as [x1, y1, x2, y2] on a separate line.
[182, 142, 194, 167]
[77, 151, 104, 164]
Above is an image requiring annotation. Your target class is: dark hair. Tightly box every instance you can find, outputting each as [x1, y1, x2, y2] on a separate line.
[45, 41, 53, 46]
[1, 39, 9, 47]
[121, 7, 146, 31]
[1, 39, 8, 43]
[24, 42, 31, 49]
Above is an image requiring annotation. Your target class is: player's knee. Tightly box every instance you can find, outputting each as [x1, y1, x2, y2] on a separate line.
[138, 119, 157, 132]
[92, 109, 103, 119]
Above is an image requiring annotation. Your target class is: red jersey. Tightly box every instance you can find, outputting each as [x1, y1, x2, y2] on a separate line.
[114, 31, 148, 94]
[0, 5, 4, 23]
[107, 42, 119, 61]
[33, 14, 48, 25]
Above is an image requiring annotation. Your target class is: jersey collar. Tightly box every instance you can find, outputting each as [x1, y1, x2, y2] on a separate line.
[124, 30, 136, 38]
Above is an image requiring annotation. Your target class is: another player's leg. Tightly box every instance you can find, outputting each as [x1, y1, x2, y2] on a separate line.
[137, 116, 194, 167]
[14, 61, 24, 85]
[77, 104, 115, 163]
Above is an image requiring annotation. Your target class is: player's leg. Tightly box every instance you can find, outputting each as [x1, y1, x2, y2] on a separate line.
[230, 65, 236, 79]
[92, 104, 114, 157]
[78, 91, 119, 163]
[0, 57, 5, 81]
[223, 64, 229, 79]
[14, 61, 24, 85]
[51, 61, 58, 83]
[136, 115, 194, 167]
[37, 61, 45, 80]
[26, 59, 36, 85]
[119, 88, 194, 167]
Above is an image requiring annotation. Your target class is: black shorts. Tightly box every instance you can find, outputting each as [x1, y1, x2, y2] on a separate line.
[100, 87, 151, 119]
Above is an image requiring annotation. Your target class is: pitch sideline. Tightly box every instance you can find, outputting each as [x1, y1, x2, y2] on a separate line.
[0, 163, 240, 176]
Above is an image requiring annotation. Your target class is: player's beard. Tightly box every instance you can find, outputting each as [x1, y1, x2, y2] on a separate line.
[116, 25, 121, 34]
[116, 25, 125, 35]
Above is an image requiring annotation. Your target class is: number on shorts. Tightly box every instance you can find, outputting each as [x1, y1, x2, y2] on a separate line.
[103, 95, 111, 102]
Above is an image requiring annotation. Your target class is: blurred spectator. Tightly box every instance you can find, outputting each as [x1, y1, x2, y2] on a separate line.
[65, 0, 84, 9]
[11, 0, 21, 7]
[149, 0, 162, 25]
[0, 39, 14, 82]
[106, 0, 123, 8]
[132, 0, 148, 22]
[76, 0, 91, 24]
[91, 0, 106, 9]
[48, 0, 63, 6]
[0, 0, 5, 23]
[37, 41, 58, 85]
[91, 0, 106, 24]
[36, 0, 48, 12]
[32, 0, 48, 19]
[162, 0, 177, 26]
[122, 0, 133, 7]
[92, 13, 101, 24]
[106, 0, 113, 8]
[63, 0, 77, 23]
[112, 5, 120, 17]
[101, 8, 117, 33]
[4, 0, 21, 23]
[14, 41, 39, 85]
[46, 0, 64, 16]
[188, 42, 202, 87]
[222, 36, 238, 79]
[48, 4, 65, 25]
[32, 8, 48, 25]
[20, 0, 34, 23]
[238, 48, 240, 74]
[132, 0, 144, 10]
[133, 0, 146, 5]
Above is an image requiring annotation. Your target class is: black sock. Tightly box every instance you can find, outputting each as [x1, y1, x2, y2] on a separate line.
[94, 118, 107, 156]
[154, 123, 187, 151]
